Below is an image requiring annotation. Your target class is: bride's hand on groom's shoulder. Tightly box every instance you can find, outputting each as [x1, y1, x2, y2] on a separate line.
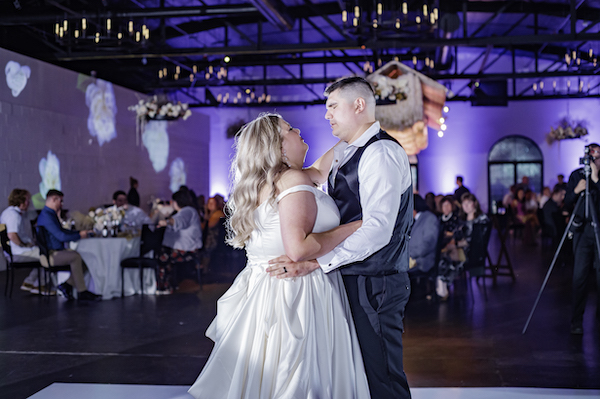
[267, 255, 320, 279]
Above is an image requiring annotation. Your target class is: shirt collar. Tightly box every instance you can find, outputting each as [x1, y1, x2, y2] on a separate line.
[347, 121, 380, 148]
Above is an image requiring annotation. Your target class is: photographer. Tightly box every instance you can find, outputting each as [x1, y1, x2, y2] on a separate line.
[565, 143, 600, 335]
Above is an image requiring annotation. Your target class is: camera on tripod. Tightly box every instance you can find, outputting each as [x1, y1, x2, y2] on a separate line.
[579, 145, 595, 166]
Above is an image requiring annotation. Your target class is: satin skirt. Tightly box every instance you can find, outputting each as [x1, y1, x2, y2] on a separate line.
[188, 262, 370, 399]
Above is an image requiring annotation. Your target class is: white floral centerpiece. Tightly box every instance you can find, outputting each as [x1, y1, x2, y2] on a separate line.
[546, 117, 589, 144]
[89, 205, 126, 233]
[128, 96, 192, 145]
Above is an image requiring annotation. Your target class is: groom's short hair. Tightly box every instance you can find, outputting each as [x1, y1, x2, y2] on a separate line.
[324, 77, 376, 108]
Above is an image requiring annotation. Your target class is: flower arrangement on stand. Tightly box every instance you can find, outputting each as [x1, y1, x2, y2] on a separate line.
[128, 96, 192, 145]
[546, 117, 589, 144]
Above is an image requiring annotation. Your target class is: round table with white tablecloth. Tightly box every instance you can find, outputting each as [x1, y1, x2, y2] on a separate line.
[70, 236, 156, 299]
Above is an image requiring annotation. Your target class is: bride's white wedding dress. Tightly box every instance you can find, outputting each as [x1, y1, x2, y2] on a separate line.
[188, 185, 370, 399]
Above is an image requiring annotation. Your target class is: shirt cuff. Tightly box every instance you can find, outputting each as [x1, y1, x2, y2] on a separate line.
[317, 251, 336, 274]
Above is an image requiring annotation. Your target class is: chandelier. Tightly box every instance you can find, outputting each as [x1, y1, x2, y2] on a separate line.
[53, 16, 150, 45]
[341, 1, 440, 35]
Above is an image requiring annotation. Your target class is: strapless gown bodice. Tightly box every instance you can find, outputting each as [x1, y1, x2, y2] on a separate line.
[245, 185, 341, 265]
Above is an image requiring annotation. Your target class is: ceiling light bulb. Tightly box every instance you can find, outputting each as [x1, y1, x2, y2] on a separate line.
[423, 5, 428, 17]
[416, 16, 421, 24]
[395, 19, 400, 29]
[135, 31, 141, 42]
[540, 81, 544, 89]
[74, 29, 79, 38]
[63, 20, 68, 31]
[217, 94, 222, 102]
[373, 19, 378, 28]
[82, 18, 87, 30]
[443, 105, 449, 113]
[224, 56, 231, 63]
[377, 3, 382, 16]
[128, 21, 133, 33]
[95, 32, 100, 43]
[209, 66, 213, 74]
[266, 95, 271, 103]
[412, 56, 417, 65]
[55, 23, 59, 35]
[353, 17, 358, 27]
[176, 66, 180, 74]
[193, 65, 198, 73]
[342, 10, 347, 23]
[59, 26, 64, 38]
[117, 32, 123, 39]
[402, 2, 408, 15]
[159, 70, 163, 79]
[533, 83, 537, 91]
[174, 73, 179, 80]
[590, 48, 593, 58]
[205, 72, 210, 80]
[354, 6, 360, 18]
[106, 19, 111, 31]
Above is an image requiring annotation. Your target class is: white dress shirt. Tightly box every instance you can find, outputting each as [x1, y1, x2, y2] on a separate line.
[318, 121, 412, 273]
[162, 206, 203, 252]
[0, 206, 34, 255]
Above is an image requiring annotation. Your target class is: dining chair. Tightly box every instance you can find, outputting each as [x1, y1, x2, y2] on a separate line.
[34, 225, 72, 299]
[120, 224, 165, 297]
[1, 224, 43, 298]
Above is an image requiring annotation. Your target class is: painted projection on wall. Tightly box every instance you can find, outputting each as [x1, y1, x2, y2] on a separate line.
[169, 158, 186, 193]
[86, 79, 117, 146]
[5, 61, 31, 97]
[32, 150, 62, 209]
[143, 120, 169, 172]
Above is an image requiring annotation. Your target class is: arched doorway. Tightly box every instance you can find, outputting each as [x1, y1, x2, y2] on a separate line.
[488, 135, 543, 212]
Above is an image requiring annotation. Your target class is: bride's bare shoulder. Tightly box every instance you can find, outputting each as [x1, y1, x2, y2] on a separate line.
[277, 169, 314, 192]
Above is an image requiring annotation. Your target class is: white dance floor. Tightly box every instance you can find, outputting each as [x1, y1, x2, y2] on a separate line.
[29, 383, 600, 399]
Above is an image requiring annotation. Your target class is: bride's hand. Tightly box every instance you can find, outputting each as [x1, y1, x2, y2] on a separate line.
[267, 255, 320, 278]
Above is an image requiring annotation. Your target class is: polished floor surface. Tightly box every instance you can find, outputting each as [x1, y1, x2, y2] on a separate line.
[29, 383, 600, 399]
[1, 231, 599, 398]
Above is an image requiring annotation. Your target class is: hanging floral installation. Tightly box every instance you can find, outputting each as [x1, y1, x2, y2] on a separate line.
[128, 96, 192, 145]
[546, 117, 588, 145]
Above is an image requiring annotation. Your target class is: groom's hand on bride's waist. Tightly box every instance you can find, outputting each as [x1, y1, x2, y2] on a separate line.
[267, 256, 320, 279]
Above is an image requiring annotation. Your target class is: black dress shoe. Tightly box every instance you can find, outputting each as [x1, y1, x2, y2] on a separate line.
[57, 283, 74, 301]
[78, 290, 102, 301]
[570, 325, 583, 335]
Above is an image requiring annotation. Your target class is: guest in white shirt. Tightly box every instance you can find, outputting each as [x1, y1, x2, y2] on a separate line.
[156, 189, 203, 294]
[0, 189, 44, 293]
[112, 190, 153, 230]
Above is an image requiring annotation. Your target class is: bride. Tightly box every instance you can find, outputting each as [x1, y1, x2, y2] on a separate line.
[188, 113, 370, 398]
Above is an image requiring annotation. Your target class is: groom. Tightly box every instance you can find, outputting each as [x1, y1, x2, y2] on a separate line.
[268, 76, 413, 398]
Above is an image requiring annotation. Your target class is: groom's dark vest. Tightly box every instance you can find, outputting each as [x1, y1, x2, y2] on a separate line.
[328, 130, 413, 276]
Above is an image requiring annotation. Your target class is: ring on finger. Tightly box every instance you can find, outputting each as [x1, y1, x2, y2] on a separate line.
[283, 266, 288, 273]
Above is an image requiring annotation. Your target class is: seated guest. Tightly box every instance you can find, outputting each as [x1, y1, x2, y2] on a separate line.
[156, 189, 203, 294]
[439, 195, 462, 249]
[458, 193, 492, 276]
[538, 186, 551, 209]
[36, 190, 101, 301]
[424, 192, 438, 215]
[0, 189, 42, 293]
[511, 187, 539, 245]
[542, 186, 567, 247]
[409, 195, 440, 275]
[113, 190, 152, 229]
[437, 193, 491, 297]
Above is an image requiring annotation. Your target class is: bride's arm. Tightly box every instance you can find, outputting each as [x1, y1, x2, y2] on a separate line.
[303, 140, 342, 185]
[278, 169, 360, 262]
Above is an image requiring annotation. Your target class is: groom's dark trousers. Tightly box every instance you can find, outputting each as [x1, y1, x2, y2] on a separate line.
[343, 273, 411, 399]
[329, 130, 413, 399]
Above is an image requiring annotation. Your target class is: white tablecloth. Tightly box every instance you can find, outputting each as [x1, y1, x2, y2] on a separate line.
[70, 237, 156, 299]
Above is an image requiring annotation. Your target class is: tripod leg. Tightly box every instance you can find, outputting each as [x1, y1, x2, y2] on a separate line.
[522, 195, 583, 334]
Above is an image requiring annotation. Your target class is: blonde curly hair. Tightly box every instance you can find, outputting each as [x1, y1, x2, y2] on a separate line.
[226, 113, 287, 248]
